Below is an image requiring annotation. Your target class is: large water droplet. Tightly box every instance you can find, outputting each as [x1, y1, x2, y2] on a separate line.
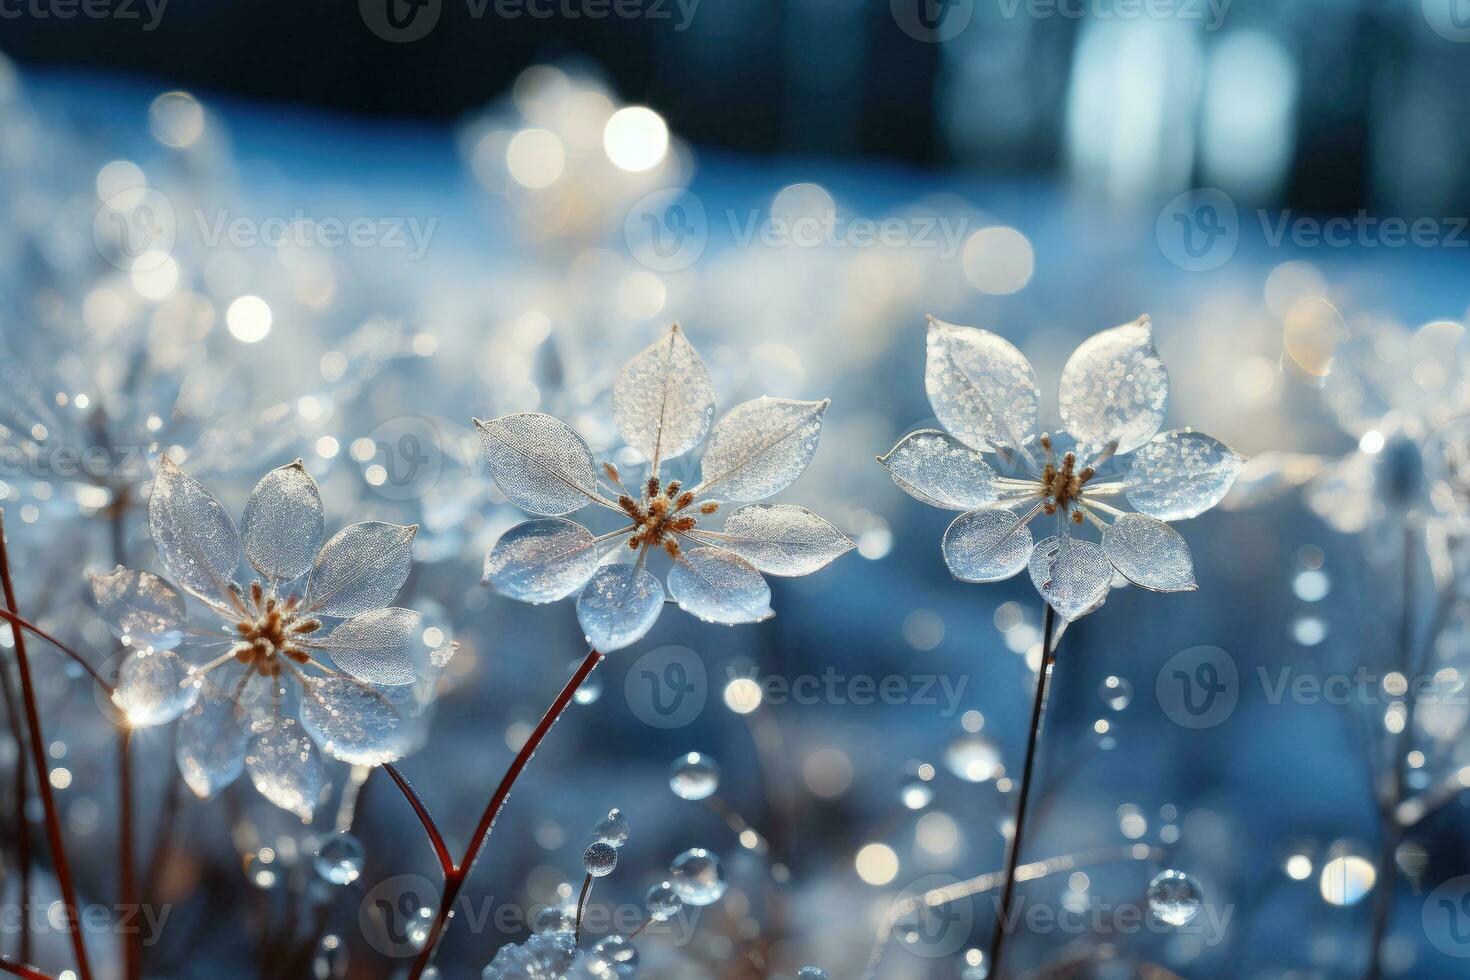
[644, 881, 683, 921]
[1147, 869, 1203, 926]
[313, 832, 365, 886]
[112, 648, 200, 727]
[533, 903, 576, 934]
[669, 848, 727, 906]
[591, 934, 639, 976]
[583, 841, 618, 877]
[594, 807, 630, 848]
[669, 752, 720, 800]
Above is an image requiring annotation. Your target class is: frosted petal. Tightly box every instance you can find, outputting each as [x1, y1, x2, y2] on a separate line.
[298, 676, 406, 766]
[698, 397, 827, 502]
[667, 547, 774, 624]
[246, 717, 323, 821]
[304, 608, 422, 686]
[613, 325, 716, 465]
[476, 413, 602, 517]
[176, 695, 248, 800]
[1102, 514, 1197, 592]
[942, 506, 1035, 582]
[89, 566, 186, 650]
[111, 648, 201, 727]
[1126, 430, 1242, 521]
[924, 319, 1039, 452]
[576, 564, 664, 652]
[1058, 318, 1168, 457]
[304, 522, 416, 618]
[484, 519, 603, 603]
[240, 461, 324, 581]
[698, 504, 853, 577]
[148, 457, 240, 607]
[878, 429, 999, 510]
[1028, 535, 1112, 620]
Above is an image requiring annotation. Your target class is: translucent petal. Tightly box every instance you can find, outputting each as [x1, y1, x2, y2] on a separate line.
[88, 566, 186, 650]
[246, 716, 323, 821]
[304, 522, 416, 618]
[1102, 514, 1197, 593]
[667, 547, 774, 624]
[483, 519, 603, 603]
[476, 413, 602, 517]
[878, 429, 999, 510]
[303, 608, 422, 686]
[697, 397, 827, 502]
[111, 648, 201, 727]
[924, 318, 1039, 452]
[942, 506, 1035, 582]
[1058, 318, 1168, 457]
[696, 504, 853, 577]
[176, 695, 248, 800]
[1028, 535, 1112, 620]
[298, 676, 406, 766]
[1126, 430, 1243, 521]
[576, 564, 664, 652]
[612, 325, 716, 465]
[148, 457, 240, 606]
[240, 461, 324, 581]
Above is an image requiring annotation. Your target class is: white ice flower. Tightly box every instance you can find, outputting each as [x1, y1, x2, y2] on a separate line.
[479, 324, 853, 651]
[881, 316, 1241, 620]
[91, 458, 454, 821]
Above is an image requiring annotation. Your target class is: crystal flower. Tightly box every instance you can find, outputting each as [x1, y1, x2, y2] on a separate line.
[92, 458, 449, 820]
[880, 316, 1241, 620]
[480, 324, 853, 651]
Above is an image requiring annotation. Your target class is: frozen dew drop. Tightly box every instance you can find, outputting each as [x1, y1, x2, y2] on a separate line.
[797, 969, 828, 980]
[583, 840, 618, 878]
[668, 848, 727, 906]
[1099, 675, 1133, 711]
[644, 881, 683, 921]
[311, 933, 348, 979]
[112, 648, 201, 727]
[313, 832, 365, 886]
[532, 903, 577, 934]
[1147, 869, 1204, 926]
[590, 934, 639, 976]
[669, 752, 720, 801]
[594, 807, 631, 848]
[944, 733, 1001, 783]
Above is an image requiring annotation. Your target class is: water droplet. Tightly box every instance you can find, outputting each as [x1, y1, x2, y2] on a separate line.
[583, 841, 618, 877]
[644, 880, 683, 921]
[668, 848, 727, 906]
[1147, 869, 1203, 926]
[594, 807, 630, 848]
[1099, 675, 1133, 711]
[944, 733, 1001, 782]
[533, 903, 576, 934]
[311, 933, 348, 979]
[591, 934, 639, 976]
[111, 648, 200, 727]
[797, 968, 828, 980]
[669, 752, 720, 801]
[313, 832, 365, 886]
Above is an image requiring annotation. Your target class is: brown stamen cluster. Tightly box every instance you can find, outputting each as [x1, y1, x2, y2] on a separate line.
[228, 581, 320, 676]
[1038, 435, 1096, 524]
[617, 475, 718, 558]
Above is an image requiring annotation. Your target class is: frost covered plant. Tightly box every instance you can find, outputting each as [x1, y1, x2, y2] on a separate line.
[480, 323, 853, 651]
[880, 315, 1241, 620]
[92, 458, 448, 821]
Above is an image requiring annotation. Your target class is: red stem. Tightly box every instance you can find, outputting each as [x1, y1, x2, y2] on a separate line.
[0, 514, 94, 980]
[0, 609, 112, 694]
[0, 958, 56, 980]
[0, 631, 33, 964]
[402, 648, 604, 980]
[119, 730, 139, 980]
[383, 763, 454, 877]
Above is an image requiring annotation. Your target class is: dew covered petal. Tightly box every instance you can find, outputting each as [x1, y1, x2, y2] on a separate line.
[148, 457, 240, 607]
[1028, 535, 1112, 620]
[667, 547, 774, 624]
[613, 325, 716, 465]
[697, 397, 827, 502]
[476, 413, 602, 517]
[1058, 318, 1168, 457]
[1102, 513, 1197, 592]
[176, 695, 248, 800]
[304, 607, 422, 686]
[576, 564, 664, 651]
[240, 461, 324, 582]
[483, 519, 603, 603]
[304, 522, 416, 618]
[698, 504, 853, 577]
[1126, 430, 1242, 521]
[924, 319, 1039, 453]
[942, 506, 1035, 582]
[878, 429, 999, 511]
[298, 676, 406, 766]
[88, 566, 187, 650]
[112, 648, 201, 727]
[246, 716, 323, 821]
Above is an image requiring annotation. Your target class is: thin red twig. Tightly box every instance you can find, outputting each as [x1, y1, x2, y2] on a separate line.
[383, 763, 454, 877]
[0, 957, 56, 980]
[0, 608, 112, 695]
[119, 730, 139, 980]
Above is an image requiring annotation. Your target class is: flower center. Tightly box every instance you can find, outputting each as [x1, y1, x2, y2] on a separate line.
[618, 476, 719, 558]
[1038, 438, 1095, 523]
[231, 581, 320, 676]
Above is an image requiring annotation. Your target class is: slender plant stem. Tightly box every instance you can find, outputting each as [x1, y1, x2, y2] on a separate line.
[119, 730, 139, 980]
[0, 514, 94, 980]
[574, 874, 593, 944]
[0, 958, 55, 980]
[402, 648, 604, 980]
[987, 603, 1058, 980]
[383, 763, 454, 877]
[0, 610, 111, 694]
[0, 635, 33, 964]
